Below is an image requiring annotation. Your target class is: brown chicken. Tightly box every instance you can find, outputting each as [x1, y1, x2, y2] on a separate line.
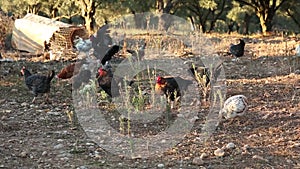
[155, 76, 193, 101]
[20, 67, 55, 103]
[56, 62, 84, 79]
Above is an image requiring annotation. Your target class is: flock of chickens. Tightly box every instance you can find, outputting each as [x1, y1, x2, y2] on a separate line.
[20, 34, 248, 123]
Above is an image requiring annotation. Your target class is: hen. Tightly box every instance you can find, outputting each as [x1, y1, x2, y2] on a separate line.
[56, 61, 85, 79]
[229, 39, 245, 58]
[219, 95, 248, 120]
[155, 76, 193, 101]
[20, 67, 55, 103]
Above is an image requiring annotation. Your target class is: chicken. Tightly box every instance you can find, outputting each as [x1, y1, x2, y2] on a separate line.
[44, 40, 51, 52]
[56, 61, 85, 79]
[229, 39, 245, 58]
[100, 45, 122, 65]
[126, 43, 146, 61]
[219, 95, 248, 120]
[189, 66, 210, 87]
[155, 76, 193, 101]
[96, 66, 118, 97]
[73, 69, 92, 90]
[73, 36, 92, 53]
[20, 67, 55, 103]
[96, 64, 133, 97]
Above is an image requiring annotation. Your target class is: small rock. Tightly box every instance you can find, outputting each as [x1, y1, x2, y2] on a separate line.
[57, 139, 64, 142]
[42, 151, 47, 156]
[77, 166, 88, 169]
[192, 157, 204, 165]
[11, 89, 18, 92]
[47, 111, 61, 116]
[200, 152, 208, 159]
[53, 144, 64, 149]
[157, 163, 164, 168]
[242, 144, 250, 151]
[5, 110, 12, 113]
[21, 102, 29, 106]
[20, 151, 28, 158]
[214, 148, 225, 157]
[0, 99, 6, 104]
[30, 104, 38, 108]
[252, 155, 268, 162]
[226, 142, 235, 149]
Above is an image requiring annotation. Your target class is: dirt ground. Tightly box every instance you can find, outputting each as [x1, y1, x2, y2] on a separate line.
[0, 36, 300, 168]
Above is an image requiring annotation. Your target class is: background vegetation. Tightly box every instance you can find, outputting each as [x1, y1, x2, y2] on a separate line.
[1, 0, 300, 35]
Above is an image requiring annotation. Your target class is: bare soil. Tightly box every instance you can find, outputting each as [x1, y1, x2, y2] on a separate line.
[0, 37, 300, 168]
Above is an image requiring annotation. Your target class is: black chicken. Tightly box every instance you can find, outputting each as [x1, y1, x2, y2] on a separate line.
[155, 76, 193, 101]
[20, 67, 55, 103]
[229, 39, 245, 58]
[100, 45, 122, 65]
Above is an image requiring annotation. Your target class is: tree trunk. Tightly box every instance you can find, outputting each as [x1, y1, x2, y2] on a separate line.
[242, 13, 251, 35]
[258, 13, 273, 35]
[227, 21, 234, 34]
[78, 0, 96, 34]
[156, 0, 175, 31]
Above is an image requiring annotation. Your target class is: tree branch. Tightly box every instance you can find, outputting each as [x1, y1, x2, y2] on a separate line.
[52, 12, 80, 21]
[275, 0, 288, 11]
[235, 0, 257, 9]
[286, 9, 300, 29]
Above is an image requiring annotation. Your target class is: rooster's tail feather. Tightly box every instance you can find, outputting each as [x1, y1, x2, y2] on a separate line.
[48, 70, 55, 82]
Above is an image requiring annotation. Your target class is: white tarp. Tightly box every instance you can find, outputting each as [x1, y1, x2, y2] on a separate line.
[11, 13, 72, 53]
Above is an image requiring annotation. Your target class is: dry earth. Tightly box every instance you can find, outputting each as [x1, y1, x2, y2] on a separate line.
[0, 37, 300, 168]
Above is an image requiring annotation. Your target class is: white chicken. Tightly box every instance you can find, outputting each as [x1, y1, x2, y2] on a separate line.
[73, 36, 92, 53]
[219, 95, 248, 120]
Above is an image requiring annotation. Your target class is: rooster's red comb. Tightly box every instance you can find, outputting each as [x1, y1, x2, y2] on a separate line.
[156, 76, 162, 82]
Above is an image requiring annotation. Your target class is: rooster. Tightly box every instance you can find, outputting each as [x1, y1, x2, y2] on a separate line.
[219, 95, 248, 120]
[229, 39, 245, 58]
[96, 66, 118, 97]
[155, 76, 193, 101]
[96, 65, 133, 97]
[20, 67, 55, 103]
